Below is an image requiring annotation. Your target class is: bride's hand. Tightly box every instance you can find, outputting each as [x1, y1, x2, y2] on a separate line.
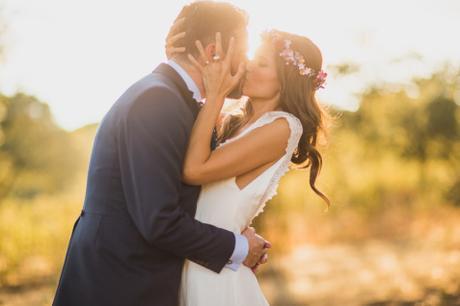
[165, 17, 186, 59]
[187, 32, 246, 101]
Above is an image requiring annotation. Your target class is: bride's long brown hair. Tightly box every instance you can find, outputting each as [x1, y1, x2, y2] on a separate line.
[218, 30, 333, 208]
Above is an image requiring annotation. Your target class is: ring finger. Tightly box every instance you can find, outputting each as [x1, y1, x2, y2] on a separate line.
[195, 40, 209, 64]
[214, 32, 223, 61]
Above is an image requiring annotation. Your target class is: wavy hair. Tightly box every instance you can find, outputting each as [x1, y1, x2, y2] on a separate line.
[218, 30, 333, 208]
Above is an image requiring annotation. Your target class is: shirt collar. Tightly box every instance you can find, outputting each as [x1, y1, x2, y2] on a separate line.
[167, 59, 203, 103]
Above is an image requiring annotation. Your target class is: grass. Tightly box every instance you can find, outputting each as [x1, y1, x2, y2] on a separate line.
[0, 130, 459, 305]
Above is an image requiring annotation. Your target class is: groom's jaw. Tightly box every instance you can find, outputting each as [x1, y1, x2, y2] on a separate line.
[173, 58, 207, 99]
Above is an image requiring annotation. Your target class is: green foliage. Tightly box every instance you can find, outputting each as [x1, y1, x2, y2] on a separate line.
[339, 68, 460, 194]
[0, 60, 458, 302]
[0, 196, 80, 286]
[327, 62, 360, 76]
[0, 93, 80, 201]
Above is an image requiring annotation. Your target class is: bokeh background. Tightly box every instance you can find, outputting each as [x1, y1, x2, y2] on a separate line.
[0, 0, 459, 305]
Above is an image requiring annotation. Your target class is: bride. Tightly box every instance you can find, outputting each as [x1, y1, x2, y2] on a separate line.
[168, 28, 331, 306]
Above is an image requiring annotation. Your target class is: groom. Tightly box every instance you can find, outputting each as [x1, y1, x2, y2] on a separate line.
[53, 2, 269, 306]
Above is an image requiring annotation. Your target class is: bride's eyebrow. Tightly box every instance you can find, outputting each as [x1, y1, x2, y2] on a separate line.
[258, 55, 269, 62]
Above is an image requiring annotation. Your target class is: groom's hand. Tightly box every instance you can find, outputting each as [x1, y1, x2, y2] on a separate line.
[242, 227, 270, 268]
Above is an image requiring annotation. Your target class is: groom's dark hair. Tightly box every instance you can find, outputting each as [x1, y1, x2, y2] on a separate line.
[172, 1, 249, 60]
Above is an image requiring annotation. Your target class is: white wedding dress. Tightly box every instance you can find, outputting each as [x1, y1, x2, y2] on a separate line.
[179, 111, 303, 306]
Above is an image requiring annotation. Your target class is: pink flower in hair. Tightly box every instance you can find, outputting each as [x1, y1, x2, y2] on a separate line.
[315, 70, 328, 90]
[265, 30, 327, 90]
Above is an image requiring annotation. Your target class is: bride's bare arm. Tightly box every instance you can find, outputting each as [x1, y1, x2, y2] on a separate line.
[182, 33, 291, 185]
[182, 107, 290, 185]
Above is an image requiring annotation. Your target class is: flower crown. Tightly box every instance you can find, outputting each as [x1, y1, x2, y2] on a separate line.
[266, 31, 327, 90]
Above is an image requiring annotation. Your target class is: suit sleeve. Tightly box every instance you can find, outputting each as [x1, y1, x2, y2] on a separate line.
[117, 86, 235, 273]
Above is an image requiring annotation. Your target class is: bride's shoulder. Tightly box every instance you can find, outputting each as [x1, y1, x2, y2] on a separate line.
[263, 111, 303, 134]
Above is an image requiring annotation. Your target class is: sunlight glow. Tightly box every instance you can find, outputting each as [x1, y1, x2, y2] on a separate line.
[1, 0, 459, 130]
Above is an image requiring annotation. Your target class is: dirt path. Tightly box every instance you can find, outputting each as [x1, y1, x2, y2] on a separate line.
[260, 241, 460, 305]
[0, 278, 55, 306]
[1, 242, 460, 306]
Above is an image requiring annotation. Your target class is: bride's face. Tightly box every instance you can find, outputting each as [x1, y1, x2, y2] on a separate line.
[242, 42, 281, 99]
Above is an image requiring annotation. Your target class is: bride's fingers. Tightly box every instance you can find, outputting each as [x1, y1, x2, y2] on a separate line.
[165, 32, 186, 58]
[166, 31, 186, 47]
[231, 62, 246, 84]
[215, 32, 223, 59]
[166, 47, 186, 58]
[259, 253, 268, 264]
[173, 47, 186, 53]
[224, 37, 235, 64]
[187, 53, 204, 73]
[195, 40, 208, 64]
[165, 18, 185, 47]
[169, 17, 185, 36]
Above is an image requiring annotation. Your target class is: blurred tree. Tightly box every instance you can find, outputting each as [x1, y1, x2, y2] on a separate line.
[398, 99, 430, 187]
[401, 70, 460, 188]
[424, 95, 460, 205]
[425, 96, 459, 157]
[354, 87, 414, 153]
[0, 93, 80, 201]
[327, 62, 360, 77]
[344, 67, 460, 191]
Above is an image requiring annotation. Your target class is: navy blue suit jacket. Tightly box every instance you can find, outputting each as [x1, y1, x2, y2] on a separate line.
[53, 64, 235, 306]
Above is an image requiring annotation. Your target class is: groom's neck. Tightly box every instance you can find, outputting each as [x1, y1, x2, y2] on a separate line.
[173, 58, 206, 99]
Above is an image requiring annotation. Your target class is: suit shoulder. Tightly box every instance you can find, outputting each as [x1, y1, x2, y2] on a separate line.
[121, 75, 187, 120]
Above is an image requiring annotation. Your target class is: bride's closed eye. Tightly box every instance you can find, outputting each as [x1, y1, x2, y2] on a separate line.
[254, 56, 269, 68]
[258, 61, 268, 67]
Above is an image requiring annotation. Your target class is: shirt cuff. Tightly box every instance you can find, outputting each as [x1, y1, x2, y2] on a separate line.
[225, 233, 249, 271]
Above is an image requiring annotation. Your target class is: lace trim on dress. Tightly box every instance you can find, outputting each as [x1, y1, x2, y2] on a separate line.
[249, 111, 303, 222]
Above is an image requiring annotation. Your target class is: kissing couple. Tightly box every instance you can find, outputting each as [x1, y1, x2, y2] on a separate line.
[53, 1, 330, 305]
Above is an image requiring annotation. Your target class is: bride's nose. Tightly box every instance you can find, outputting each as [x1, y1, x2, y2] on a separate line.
[246, 60, 255, 73]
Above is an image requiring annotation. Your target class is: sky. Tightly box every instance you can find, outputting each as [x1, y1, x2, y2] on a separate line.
[1, 0, 459, 130]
